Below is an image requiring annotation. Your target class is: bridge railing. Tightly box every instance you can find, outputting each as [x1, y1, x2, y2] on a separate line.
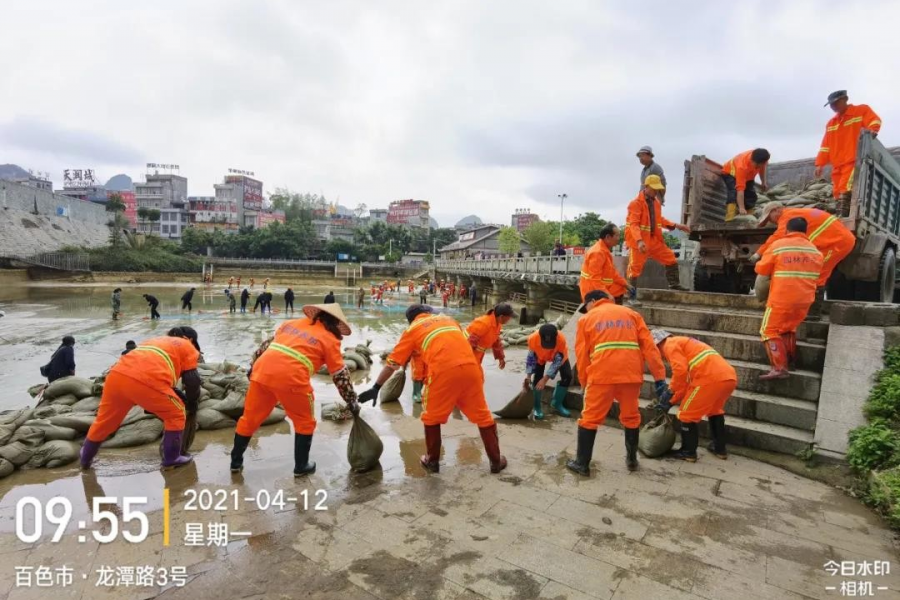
[548, 299, 581, 314]
[436, 255, 584, 274]
[8, 252, 91, 272]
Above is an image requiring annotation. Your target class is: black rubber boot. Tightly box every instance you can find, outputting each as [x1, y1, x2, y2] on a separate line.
[293, 434, 316, 477]
[671, 422, 699, 462]
[230, 433, 251, 473]
[707, 415, 728, 460]
[807, 288, 825, 321]
[421, 424, 441, 473]
[625, 427, 640, 471]
[665, 264, 686, 291]
[566, 427, 597, 476]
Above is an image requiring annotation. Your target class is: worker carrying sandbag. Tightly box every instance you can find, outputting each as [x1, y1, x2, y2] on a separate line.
[567, 290, 667, 476]
[80, 327, 203, 470]
[465, 304, 516, 372]
[579, 223, 633, 305]
[229, 304, 360, 477]
[358, 305, 507, 474]
[753, 217, 823, 380]
[524, 324, 573, 420]
[652, 330, 737, 462]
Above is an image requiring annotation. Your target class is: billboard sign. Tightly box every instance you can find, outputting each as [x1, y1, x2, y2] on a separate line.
[63, 169, 97, 188]
[225, 175, 263, 210]
[387, 199, 428, 225]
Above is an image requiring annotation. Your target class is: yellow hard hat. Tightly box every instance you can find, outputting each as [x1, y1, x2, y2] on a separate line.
[644, 174, 665, 190]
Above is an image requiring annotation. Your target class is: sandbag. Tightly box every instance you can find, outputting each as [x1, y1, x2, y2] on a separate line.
[343, 351, 369, 371]
[0, 426, 46, 466]
[121, 406, 152, 426]
[379, 369, 406, 403]
[754, 274, 770, 302]
[494, 387, 535, 419]
[0, 458, 14, 478]
[347, 414, 383, 472]
[44, 377, 95, 400]
[196, 408, 236, 430]
[71, 396, 101, 413]
[22, 420, 78, 441]
[322, 401, 353, 422]
[202, 382, 227, 399]
[49, 393, 79, 406]
[27, 383, 46, 398]
[48, 414, 96, 434]
[32, 404, 72, 419]
[206, 391, 246, 419]
[638, 412, 677, 458]
[0, 409, 34, 445]
[24, 440, 80, 469]
[210, 374, 237, 387]
[102, 418, 164, 448]
[261, 406, 286, 426]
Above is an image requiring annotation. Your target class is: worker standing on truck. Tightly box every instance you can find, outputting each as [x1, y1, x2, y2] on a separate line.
[580, 223, 633, 305]
[625, 175, 691, 295]
[652, 330, 737, 462]
[815, 90, 882, 217]
[752, 202, 855, 317]
[721, 148, 771, 221]
[637, 146, 666, 204]
[754, 217, 823, 380]
[567, 290, 667, 476]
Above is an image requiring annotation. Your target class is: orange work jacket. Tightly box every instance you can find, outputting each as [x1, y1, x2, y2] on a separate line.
[757, 208, 855, 257]
[527, 330, 569, 366]
[251, 318, 345, 390]
[114, 336, 200, 391]
[816, 104, 882, 168]
[466, 313, 504, 359]
[410, 353, 427, 382]
[755, 232, 823, 307]
[580, 241, 627, 297]
[661, 336, 737, 404]
[625, 191, 676, 247]
[575, 299, 665, 385]
[722, 150, 761, 190]
[388, 313, 476, 376]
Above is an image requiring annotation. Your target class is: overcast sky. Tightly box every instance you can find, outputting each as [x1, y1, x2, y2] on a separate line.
[1, 1, 898, 228]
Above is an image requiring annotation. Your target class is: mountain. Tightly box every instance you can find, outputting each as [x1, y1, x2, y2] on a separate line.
[429, 217, 440, 229]
[455, 215, 483, 229]
[105, 174, 132, 191]
[0, 164, 31, 180]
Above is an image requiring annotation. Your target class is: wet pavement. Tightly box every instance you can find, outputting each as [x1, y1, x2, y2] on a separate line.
[0, 282, 898, 599]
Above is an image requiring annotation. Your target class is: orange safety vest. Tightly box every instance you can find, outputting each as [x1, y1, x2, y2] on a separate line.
[816, 104, 882, 168]
[387, 313, 476, 375]
[722, 150, 761, 190]
[662, 336, 737, 403]
[527, 330, 569, 365]
[757, 207, 855, 258]
[251, 318, 345, 390]
[755, 232, 823, 307]
[466, 313, 503, 355]
[625, 191, 676, 246]
[114, 336, 199, 390]
[580, 240, 627, 297]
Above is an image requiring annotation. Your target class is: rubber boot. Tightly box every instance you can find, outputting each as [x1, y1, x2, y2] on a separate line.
[839, 192, 852, 218]
[550, 385, 572, 417]
[412, 380, 423, 403]
[230, 433, 251, 473]
[665, 264, 686, 291]
[724, 203, 737, 222]
[625, 427, 640, 471]
[80, 439, 101, 469]
[707, 415, 728, 459]
[671, 422, 699, 462]
[160, 430, 193, 470]
[625, 277, 642, 307]
[532, 389, 544, 420]
[781, 332, 797, 369]
[759, 338, 790, 380]
[478, 423, 507, 474]
[566, 426, 596, 476]
[293, 434, 316, 477]
[420, 424, 441, 472]
[807, 288, 825, 322]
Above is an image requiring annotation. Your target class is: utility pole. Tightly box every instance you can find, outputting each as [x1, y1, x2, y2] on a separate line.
[557, 193, 567, 244]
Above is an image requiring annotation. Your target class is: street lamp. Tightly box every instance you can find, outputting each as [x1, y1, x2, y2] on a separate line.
[557, 193, 567, 244]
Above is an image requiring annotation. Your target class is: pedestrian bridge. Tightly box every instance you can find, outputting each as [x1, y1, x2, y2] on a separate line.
[435, 256, 585, 285]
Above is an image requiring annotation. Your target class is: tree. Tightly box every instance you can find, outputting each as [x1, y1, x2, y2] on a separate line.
[325, 239, 356, 259]
[106, 193, 127, 247]
[564, 212, 608, 246]
[523, 221, 556, 254]
[147, 209, 161, 223]
[663, 232, 682, 249]
[137, 207, 150, 220]
[498, 226, 522, 255]
[354, 203, 368, 219]
[106, 193, 126, 214]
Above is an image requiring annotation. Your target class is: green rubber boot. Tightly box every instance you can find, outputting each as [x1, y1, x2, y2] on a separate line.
[532, 389, 544, 420]
[412, 380, 423, 403]
[550, 385, 572, 417]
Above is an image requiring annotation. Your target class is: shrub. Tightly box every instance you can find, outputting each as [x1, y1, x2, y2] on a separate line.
[847, 420, 900, 473]
[868, 467, 900, 529]
[864, 373, 900, 421]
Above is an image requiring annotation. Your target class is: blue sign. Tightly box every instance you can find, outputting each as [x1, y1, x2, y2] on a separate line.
[337, 253, 350, 261]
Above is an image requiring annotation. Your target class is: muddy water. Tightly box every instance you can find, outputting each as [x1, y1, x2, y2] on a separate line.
[0, 281, 530, 529]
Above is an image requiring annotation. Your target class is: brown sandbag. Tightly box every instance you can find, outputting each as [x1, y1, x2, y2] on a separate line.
[47, 414, 96, 434]
[102, 418, 164, 449]
[71, 396, 101, 413]
[638, 412, 677, 458]
[48, 393, 79, 406]
[23, 440, 80, 469]
[44, 377, 95, 400]
[196, 408, 236, 430]
[0, 409, 34, 445]
[347, 414, 383, 472]
[379, 369, 406, 403]
[494, 386, 534, 419]
[22, 419, 78, 441]
[32, 404, 73, 419]
[0, 426, 46, 466]
[206, 391, 245, 419]
[754, 274, 770, 303]
[261, 406, 286, 426]
[0, 457, 14, 478]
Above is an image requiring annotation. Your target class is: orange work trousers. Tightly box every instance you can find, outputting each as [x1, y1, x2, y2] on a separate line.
[817, 235, 855, 287]
[831, 163, 855, 198]
[760, 303, 811, 341]
[627, 238, 677, 279]
[578, 382, 642, 430]
[676, 379, 737, 423]
[579, 279, 620, 303]
[421, 364, 494, 428]
[87, 370, 185, 443]
[236, 380, 316, 436]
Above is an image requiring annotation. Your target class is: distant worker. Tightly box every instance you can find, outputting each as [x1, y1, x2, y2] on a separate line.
[285, 287, 295, 313]
[240, 288, 249, 313]
[754, 217, 823, 380]
[567, 290, 667, 476]
[552, 241, 566, 256]
[236, 276, 242, 288]
[358, 305, 507, 474]
[469, 285, 477, 308]
[579, 223, 633, 305]
[80, 327, 202, 469]
[250, 278, 255, 289]
[418, 286, 428, 305]
[815, 90, 882, 216]
[524, 324, 573, 419]
[324, 291, 336, 304]
[637, 146, 666, 203]
[653, 330, 737, 462]
[111, 288, 122, 320]
[226, 290, 236, 314]
[752, 202, 855, 317]
[228, 276, 234, 289]
[357, 287, 366, 308]
[466, 304, 515, 371]
[625, 175, 690, 296]
[252, 292, 263, 314]
[264, 277, 270, 290]
[441, 288, 450, 307]
[722, 148, 771, 221]
[142, 294, 161, 320]
[121, 340, 137, 356]
[263, 291, 274, 314]
[180, 287, 195, 312]
[44, 336, 76, 383]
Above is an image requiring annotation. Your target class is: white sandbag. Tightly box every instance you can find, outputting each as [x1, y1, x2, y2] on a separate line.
[322, 401, 352, 422]
[24, 440, 80, 469]
[44, 377, 95, 400]
[196, 408, 236, 430]
[754, 274, 770, 302]
[22, 420, 78, 441]
[102, 419, 164, 448]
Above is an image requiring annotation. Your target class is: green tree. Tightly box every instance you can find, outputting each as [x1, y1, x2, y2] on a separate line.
[523, 221, 556, 254]
[105, 193, 127, 247]
[564, 212, 608, 246]
[498, 226, 522, 254]
[326, 239, 356, 259]
[663, 232, 682, 249]
[180, 227, 212, 255]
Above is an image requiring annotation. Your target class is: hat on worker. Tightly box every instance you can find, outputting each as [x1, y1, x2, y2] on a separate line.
[538, 324, 559, 349]
[578, 289, 609, 313]
[651, 329, 672, 346]
[644, 174, 666, 190]
[405, 304, 434, 324]
[824, 90, 848, 107]
[636, 145, 654, 157]
[303, 303, 353, 336]
[757, 201, 785, 227]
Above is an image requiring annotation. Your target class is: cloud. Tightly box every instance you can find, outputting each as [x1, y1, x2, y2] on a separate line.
[0, 116, 143, 165]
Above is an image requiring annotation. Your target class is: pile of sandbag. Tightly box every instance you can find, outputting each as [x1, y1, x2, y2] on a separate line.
[754, 179, 837, 213]
[317, 342, 374, 375]
[499, 315, 569, 347]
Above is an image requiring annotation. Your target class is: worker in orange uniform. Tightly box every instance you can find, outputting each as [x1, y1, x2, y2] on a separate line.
[752, 202, 855, 317]
[80, 327, 203, 470]
[625, 174, 691, 299]
[815, 90, 882, 216]
[721, 148, 771, 221]
[567, 290, 667, 476]
[229, 304, 360, 476]
[524, 324, 573, 419]
[753, 217, 823, 380]
[410, 353, 426, 403]
[466, 304, 516, 370]
[358, 305, 507, 474]
[652, 330, 737, 462]
[580, 223, 633, 305]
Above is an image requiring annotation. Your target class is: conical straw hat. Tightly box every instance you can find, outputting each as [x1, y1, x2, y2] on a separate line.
[302, 303, 352, 336]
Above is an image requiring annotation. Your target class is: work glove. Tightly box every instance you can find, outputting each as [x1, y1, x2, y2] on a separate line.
[749, 253, 761, 264]
[655, 388, 674, 413]
[654, 380, 668, 400]
[358, 384, 381, 407]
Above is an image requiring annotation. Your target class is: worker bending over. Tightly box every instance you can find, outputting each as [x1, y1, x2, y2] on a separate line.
[359, 305, 506, 474]
[568, 290, 667, 476]
[754, 217, 823, 380]
[80, 327, 203, 469]
[815, 90, 882, 216]
[230, 304, 360, 476]
[524, 324, 573, 419]
[625, 175, 691, 298]
[721, 148, 770, 221]
[580, 223, 632, 305]
[653, 330, 737, 462]
[466, 304, 515, 371]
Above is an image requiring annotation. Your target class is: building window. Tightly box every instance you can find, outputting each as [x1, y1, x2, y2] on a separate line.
[161, 225, 169, 234]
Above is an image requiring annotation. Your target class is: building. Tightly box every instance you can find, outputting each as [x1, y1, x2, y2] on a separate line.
[188, 196, 239, 233]
[438, 224, 530, 259]
[257, 210, 286, 228]
[108, 190, 137, 229]
[400, 252, 428, 265]
[214, 174, 263, 229]
[511, 209, 540, 232]
[159, 208, 190, 239]
[135, 172, 188, 234]
[58, 185, 108, 204]
[369, 208, 388, 224]
[313, 214, 357, 242]
[387, 199, 430, 230]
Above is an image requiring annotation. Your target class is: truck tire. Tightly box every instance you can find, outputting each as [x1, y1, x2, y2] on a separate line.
[878, 247, 897, 304]
[826, 271, 855, 301]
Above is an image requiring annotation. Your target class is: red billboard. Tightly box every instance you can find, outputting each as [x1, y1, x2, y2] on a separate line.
[226, 175, 263, 210]
[109, 190, 137, 228]
[387, 199, 428, 226]
[257, 211, 285, 228]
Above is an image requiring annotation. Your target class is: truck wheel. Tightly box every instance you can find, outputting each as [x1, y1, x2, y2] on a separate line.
[826, 271, 855, 301]
[878, 247, 897, 304]
[693, 263, 711, 292]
